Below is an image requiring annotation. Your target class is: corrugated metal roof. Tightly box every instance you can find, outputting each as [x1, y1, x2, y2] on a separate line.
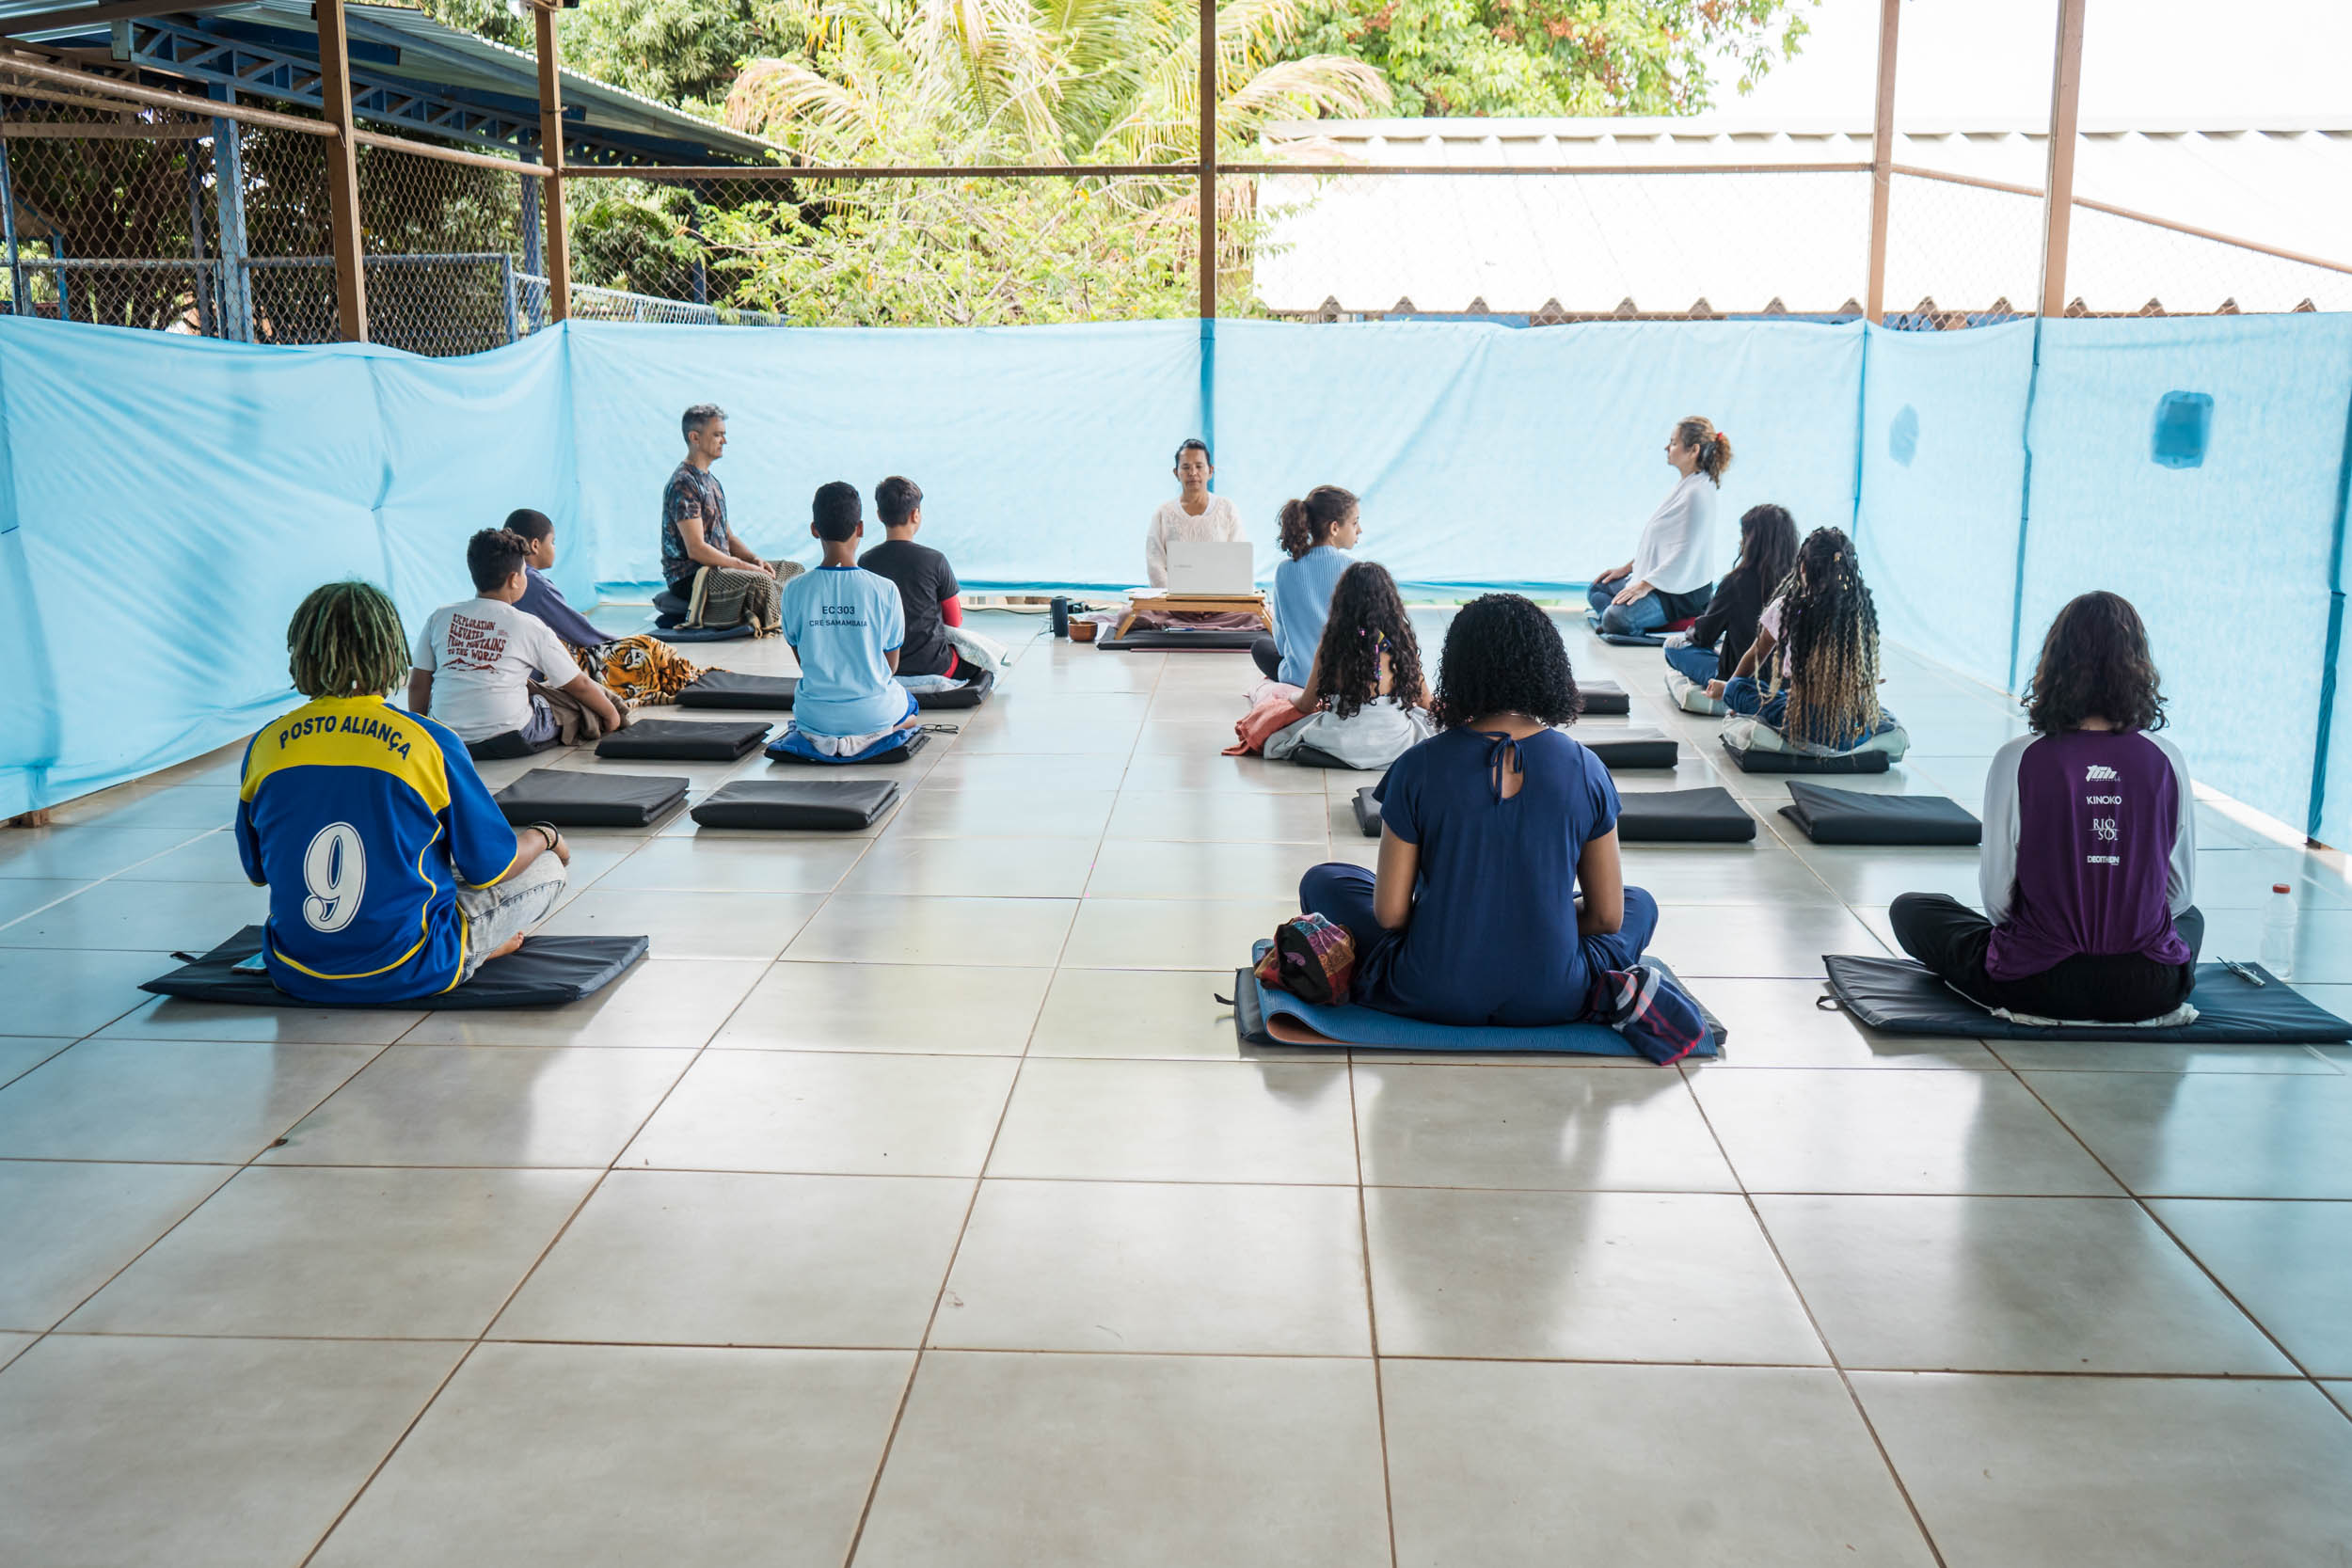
[1254, 116, 2352, 316]
[0, 0, 778, 163]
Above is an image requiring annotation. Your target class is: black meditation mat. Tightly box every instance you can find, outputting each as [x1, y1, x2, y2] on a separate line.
[766, 731, 931, 767]
[1581, 680, 1629, 716]
[691, 779, 902, 830]
[1823, 955, 2352, 1043]
[594, 719, 770, 762]
[1582, 728, 1679, 769]
[650, 624, 756, 644]
[143, 927, 648, 1010]
[1288, 744, 1371, 771]
[1780, 782, 1980, 846]
[675, 671, 995, 711]
[1595, 630, 1670, 647]
[675, 671, 797, 710]
[465, 729, 559, 762]
[1354, 785, 1381, 837]
[1721, 734, 1892, 774]
[493, 768, 688, 828]
[1619, 787, 1756, 843]
[1096, 628, 1263, 652]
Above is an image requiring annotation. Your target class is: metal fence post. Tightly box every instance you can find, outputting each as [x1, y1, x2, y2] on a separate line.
[184, 135, 214, 337]
[0, 137, 24, 316]
[209, 86, 252, 342]
[501, 252, 519, 342]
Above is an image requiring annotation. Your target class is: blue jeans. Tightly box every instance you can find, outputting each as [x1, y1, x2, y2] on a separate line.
[1662, 642, 1719, 684]
[1585, 580, 1668, 638]
[1724, 676, 1899, 751]
[1296, 862, 1661, 1015]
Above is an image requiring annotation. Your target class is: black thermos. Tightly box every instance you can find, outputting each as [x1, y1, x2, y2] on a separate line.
[1050, 596, 1071, 638]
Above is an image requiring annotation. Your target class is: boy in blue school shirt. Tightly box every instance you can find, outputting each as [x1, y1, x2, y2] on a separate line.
[772, 482, 918, 760]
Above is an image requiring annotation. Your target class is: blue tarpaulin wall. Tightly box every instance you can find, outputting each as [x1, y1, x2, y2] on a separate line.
[2, 312, 2348, 844]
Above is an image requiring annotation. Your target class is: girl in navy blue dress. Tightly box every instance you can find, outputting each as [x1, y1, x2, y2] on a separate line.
[1298, 594, 1660, 1026]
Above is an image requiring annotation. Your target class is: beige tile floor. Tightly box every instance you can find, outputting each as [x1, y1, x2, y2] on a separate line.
[3, 608, 2351, 1567]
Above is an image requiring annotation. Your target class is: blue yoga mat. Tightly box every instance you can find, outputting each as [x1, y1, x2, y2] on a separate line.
[1242, 942, 1721, 1057]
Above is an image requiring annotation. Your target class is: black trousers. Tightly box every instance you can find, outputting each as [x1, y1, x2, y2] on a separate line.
[1889, 893, 2203, 1023]
[1250, 636, 1281, 681]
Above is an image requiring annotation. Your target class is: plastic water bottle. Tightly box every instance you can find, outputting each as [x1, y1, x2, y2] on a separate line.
[2261, 884, 2298, 981]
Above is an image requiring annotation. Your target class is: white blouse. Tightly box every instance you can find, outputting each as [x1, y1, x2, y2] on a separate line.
[1145, 495, 1244, 587]
[1629, 470, 1720, 595]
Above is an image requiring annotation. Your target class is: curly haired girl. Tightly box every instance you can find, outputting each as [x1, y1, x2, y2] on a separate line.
[1263, 562, 1434, 769]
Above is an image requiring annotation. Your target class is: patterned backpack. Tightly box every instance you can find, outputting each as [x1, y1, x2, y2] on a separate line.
[1253, 912, 1358, 1006]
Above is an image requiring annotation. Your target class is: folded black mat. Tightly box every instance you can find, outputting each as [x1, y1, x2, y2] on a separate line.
[1096, 628, 1263, 652]
[675, 670, 995, 711]
[594, 719, 770, 761]
[143, 926, 648, 1010]
[1721, 735, 1892, 774]
[1780, 782, 1980, 846]
[766, 731, 931, 767]
[650, 624, 756, 643]
[1288, 744, 1361, 770]
[1354, 785, 1381, 837]
[465, 728, 559, 762]
[1823, 955, 2352, 1042]
[1618, 786, 1756, 843]
[1581, 680, 1629, 716]
[493, 768, 688, 828]
[1581, 728, 1678, 769]
[691, 779, 902, 830]
[675, 671, 798, 710]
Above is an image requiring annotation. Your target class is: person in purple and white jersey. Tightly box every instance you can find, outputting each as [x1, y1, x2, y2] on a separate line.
[1892, 593, 2201, 1023]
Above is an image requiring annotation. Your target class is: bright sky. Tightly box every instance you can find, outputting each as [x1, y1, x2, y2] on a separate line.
[1708, 0, 2352, 122]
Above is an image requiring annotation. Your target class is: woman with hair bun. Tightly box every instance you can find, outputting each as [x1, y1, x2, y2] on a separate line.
[1588, 415, 1731, 637]
[1249, 483, 1361, 684]
[1891, 591, 2202, 1024]
[1144, 437, 1243, 588]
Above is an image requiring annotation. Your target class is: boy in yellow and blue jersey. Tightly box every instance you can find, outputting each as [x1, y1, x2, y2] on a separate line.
[235, 580, 570, 1004]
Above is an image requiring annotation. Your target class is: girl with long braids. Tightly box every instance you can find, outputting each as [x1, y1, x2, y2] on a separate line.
[234, 580, 571, 1003]
[1249, 484, 1362, 684]
[1296, 594, 1659, 1025]
[1712, 526, 1897, 752]
[1263, 562, 1435, 769]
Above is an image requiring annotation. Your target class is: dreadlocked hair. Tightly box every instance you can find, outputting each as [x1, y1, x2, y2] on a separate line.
[287, 580, 410, 699]
[1432, 593, 1581, 730]
[1768, 527, 1882, 749]
[1309, 562, 1423, 721]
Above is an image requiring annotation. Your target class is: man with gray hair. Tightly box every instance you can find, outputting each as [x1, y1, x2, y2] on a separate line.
[660, 404, 793, 634]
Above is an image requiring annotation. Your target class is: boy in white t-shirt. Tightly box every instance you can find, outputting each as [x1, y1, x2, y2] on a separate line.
[771, 483, 918, 761]
[409, 528, 622, 749]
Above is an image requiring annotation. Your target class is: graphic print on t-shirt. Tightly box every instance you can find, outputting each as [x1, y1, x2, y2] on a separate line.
[442, 612, 508, 673]
[2084, 763, 2123, 865]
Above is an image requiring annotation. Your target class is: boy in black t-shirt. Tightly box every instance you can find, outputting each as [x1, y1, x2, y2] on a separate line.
[858, 475, 965, 679]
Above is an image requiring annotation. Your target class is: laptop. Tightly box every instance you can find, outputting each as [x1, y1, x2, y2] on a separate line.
[1164, 540, 1255, 594]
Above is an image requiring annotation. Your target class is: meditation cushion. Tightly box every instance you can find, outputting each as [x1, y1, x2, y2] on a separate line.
[594, 719, 770, 762]
[651, 587, 691, 623]
[675, 672, 798, 710]
[651, 624, 755, 644]
[675, 671, 995, 712]
[1353, 785, 1381, 837]
[1580, 680, 1629, 717]
[1664, 668, 1728, 716]
[1096, 628, 1263, 652]
[464, 729, 558, 762]
[766, 730, 930, 767]
[1719, 716, 1908, 774]
[1823, 956, 2352, 1043]
[493, 768, 688, 828]
[144, 927, 648, 1010]
[1580, 727, 1678, 769]
[690, 780, 901, 830]
[1779, 782, 1981, 847]
[1617, 787, 1756, 844]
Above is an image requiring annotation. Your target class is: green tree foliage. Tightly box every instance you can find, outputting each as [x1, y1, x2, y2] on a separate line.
[559, 0, 813, 115]
[694, 0, 1389, 325]
[1286, 0, 1809, 118]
